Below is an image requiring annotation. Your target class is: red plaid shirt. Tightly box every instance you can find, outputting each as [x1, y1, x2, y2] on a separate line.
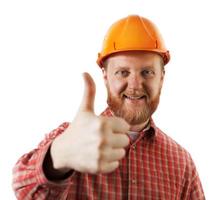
[13, 108, 205, 199]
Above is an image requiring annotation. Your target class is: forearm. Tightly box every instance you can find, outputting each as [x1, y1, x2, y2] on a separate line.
[12, 123, 72, 199]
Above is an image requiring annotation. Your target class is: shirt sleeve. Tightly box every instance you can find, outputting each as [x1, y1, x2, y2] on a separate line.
[183, 152, 205, 200]
[189, 172, 205, 200]
[12, 122, 73, 200]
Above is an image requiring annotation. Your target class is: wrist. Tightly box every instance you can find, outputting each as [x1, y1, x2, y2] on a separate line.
[43, 145, 72, 180]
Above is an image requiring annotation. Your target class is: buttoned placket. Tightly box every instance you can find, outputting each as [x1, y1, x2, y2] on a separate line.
[127, 135, 142, 200]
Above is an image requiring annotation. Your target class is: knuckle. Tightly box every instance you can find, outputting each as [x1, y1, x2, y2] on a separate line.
[115, 149, 125, 160]
[111, 161, 120, 172]
[119, 148, 126, 158]
[97, 160, 105, 173]
[94, 117, 106, 132]
[99, 147, 109, 161]
[122, 135, 130, 145]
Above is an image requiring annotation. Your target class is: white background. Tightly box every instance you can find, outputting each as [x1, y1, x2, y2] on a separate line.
[0, 0, 216, 199]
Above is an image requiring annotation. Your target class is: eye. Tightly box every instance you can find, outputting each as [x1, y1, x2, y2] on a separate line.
[115, 70, 129, 77]
[141, 69, 155, 78]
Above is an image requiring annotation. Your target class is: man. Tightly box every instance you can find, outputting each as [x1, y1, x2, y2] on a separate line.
[13, 15, 205, 199]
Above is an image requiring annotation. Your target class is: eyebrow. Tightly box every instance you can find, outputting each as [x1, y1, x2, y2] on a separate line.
[112, 65, 130, 70]
[141, 65, 155, 70]
[112, 65, 155, 70]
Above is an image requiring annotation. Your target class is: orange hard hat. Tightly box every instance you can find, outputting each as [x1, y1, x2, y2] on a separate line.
[97, 15, 170, 67]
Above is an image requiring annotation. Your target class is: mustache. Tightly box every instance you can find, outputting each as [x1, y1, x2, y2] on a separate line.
[122, 89, 148, 97]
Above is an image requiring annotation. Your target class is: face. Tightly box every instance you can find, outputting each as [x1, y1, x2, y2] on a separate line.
[103, 51, 165, 125]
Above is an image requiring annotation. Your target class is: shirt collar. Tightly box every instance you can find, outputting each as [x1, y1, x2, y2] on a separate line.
[100, 107, 157, 139]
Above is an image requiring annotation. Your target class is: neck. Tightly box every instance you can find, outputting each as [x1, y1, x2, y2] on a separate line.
[129, 118, 150, 132]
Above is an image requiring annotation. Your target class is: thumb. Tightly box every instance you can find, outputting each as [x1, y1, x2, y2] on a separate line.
[79, 72, 96, 113]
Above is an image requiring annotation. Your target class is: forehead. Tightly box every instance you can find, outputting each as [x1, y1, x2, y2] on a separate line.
[104, 51, 162, 70]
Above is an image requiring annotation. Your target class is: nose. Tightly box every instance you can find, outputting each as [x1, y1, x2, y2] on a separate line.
[127, 73, 144, 90]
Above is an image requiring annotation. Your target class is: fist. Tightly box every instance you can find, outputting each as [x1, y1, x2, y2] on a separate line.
[51, 73, 130, 174]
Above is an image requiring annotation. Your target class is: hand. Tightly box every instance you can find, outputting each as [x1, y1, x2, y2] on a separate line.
[50, 72, 130, 174]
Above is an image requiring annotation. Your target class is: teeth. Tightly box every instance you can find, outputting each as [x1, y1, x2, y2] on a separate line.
[125, 95, 143, 100]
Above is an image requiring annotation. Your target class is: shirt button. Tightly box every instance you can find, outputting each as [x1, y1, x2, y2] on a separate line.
[132, 179, 136, 184]
[132, 145, 136, 150]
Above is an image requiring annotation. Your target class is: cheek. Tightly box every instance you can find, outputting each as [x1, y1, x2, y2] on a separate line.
[145, 80, 161, 97]
[108, 79, 126, 96]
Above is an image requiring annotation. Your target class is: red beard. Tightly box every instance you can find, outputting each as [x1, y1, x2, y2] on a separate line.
[107, 90, 160, 125]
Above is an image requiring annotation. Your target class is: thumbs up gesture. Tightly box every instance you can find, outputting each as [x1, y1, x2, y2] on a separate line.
[51, 72, 130, 174]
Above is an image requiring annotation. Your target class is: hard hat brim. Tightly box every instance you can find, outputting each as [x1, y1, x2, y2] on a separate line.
[97, 49, 170, 68]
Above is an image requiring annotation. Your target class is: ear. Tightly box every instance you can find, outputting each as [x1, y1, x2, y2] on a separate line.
[160, 69, 165, 88]
[162, 68, 165, 79]
[102, 68, 108, 83]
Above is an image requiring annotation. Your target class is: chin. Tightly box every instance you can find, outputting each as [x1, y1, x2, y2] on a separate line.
[108, 95, 160, 125]
[108, 100, 150, 125]
[121, 104, 151, 125]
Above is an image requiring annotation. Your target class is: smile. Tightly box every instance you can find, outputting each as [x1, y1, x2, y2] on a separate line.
[123, 94, 146, 100]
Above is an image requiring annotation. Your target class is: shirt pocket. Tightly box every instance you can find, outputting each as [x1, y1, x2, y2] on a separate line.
[153, 170, 185, 200]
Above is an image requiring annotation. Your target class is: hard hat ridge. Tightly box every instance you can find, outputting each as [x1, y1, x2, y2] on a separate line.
[97, 15, 170, 67]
